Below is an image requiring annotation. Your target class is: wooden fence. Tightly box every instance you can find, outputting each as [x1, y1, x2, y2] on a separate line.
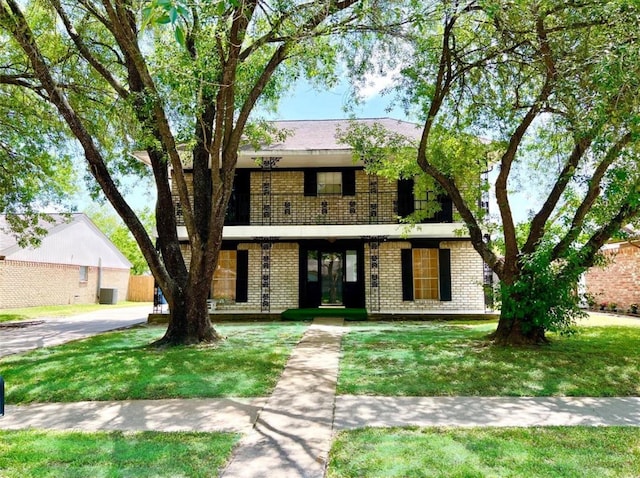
[127, 275, 154, 302]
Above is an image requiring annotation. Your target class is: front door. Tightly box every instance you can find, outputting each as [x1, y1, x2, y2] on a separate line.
[300, 242, 364, 308]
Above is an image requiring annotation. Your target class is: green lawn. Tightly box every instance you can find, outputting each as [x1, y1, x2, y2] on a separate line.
[1, 323, 305, 404]
[0, 430, 238, 478]
[327, 427, 640, 478]
[338, 321, 640, 396]
[0, 302, 150, 323]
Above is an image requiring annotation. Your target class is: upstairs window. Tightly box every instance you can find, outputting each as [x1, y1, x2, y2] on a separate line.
[317, 172, 342, 195]
[304, 170, 355, 196]
[414, 190, 438, 214]
[397, 178, 453, 223]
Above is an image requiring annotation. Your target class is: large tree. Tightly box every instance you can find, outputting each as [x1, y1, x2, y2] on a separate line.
[0, 0, 370, 345]
[345, 0, 640, 344]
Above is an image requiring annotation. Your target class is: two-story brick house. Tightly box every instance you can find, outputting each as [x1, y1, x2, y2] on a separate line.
[172, 118, 485, 316]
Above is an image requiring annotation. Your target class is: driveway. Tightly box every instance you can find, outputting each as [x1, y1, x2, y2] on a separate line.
[0, 305, 150, 358]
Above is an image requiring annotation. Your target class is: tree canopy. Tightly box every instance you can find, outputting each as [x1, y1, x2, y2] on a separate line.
[0, 44, 76, 244]
[343, 0, 640, 344]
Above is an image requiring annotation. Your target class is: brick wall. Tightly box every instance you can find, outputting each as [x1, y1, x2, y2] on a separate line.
[0, 260, 130, 309]
[585, 242, 640, 310]
[369, 240, 485, 313]
[181, 239, 484, 313]
[208, 242, 300, 312]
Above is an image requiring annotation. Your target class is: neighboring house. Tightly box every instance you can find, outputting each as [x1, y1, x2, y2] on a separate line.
[584, 230, 640, 312]
[0, 213, 131, 308]
[152, 118, 486, 315]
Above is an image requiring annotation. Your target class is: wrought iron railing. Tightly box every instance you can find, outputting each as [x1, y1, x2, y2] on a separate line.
[173, 192, 453, 226]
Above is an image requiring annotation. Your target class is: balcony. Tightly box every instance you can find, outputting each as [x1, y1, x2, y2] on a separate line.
[174, 191, 453, 227]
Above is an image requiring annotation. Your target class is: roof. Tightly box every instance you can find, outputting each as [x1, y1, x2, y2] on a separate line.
[133, 118, 423, 167]
[0, 213, 132, 269]
[243, 118, 422, 153]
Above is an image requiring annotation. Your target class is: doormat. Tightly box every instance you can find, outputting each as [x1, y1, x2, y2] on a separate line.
[281, 308, 367, 321]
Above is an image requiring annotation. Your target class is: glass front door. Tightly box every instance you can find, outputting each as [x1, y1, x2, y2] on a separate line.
[301, 243, 364, 308]
[321, 252, 343, 305]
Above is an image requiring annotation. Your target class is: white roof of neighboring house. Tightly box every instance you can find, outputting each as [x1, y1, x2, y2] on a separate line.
[0, 213, 132, 270]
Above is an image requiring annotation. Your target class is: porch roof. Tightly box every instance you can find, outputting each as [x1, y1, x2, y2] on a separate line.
[177, 223, 468, 241]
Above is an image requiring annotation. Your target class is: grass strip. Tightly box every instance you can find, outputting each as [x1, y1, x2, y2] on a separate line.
[1, 323, 305, 404]
[0, 429, 238, 478]
[327, 427, 640, 478]
[338, 322, 640, 396]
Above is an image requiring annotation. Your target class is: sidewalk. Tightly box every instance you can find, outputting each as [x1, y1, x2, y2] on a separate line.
[0, 305, 150, 358]
[2, 315, 640, 477]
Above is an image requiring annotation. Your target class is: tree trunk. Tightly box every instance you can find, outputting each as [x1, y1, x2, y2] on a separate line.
[491, 312, 548, 346]
[153, 245, 222, 347]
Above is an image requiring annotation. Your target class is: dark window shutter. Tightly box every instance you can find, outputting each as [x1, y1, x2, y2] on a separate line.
[397, 179, 414, 217]
[236, 170, 251, 224]
[401, 248, 414, 301]
[304, 171, 317, 196]
[342, 170, 356, 196]
[439, 248, 452, 301]
[235, 250, 249, 303]
[439, 194, 453, 223]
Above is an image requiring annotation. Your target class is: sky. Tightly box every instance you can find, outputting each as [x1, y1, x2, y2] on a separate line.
[267, 77, 406, 121]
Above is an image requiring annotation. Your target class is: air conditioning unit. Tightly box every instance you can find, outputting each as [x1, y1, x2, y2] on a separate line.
[99, 288, 118, 304]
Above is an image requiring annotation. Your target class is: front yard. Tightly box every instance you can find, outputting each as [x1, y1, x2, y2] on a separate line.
[2, 316, 640, 477]
[0, 429, 238, 478]
[1, 323, 305, 403]
[338, 321, 640, 396]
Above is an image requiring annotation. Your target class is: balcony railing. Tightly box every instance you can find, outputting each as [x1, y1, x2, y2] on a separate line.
[174, 191, 453, 227]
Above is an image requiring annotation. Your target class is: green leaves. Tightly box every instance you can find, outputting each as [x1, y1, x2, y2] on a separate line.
[142, 0, 190, 46]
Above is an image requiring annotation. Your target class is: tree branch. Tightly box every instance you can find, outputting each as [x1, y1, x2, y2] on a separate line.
[552, 131, 634, 259]
[0, 0, 163, 284]
[522, 135, 592, 254]
[50, 0, 128, 99]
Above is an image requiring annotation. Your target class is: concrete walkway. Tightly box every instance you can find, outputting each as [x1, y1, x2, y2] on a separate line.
[2, 314, 640, 477]
[220, 318, 347, 478]
[0, 305, 149, 357]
